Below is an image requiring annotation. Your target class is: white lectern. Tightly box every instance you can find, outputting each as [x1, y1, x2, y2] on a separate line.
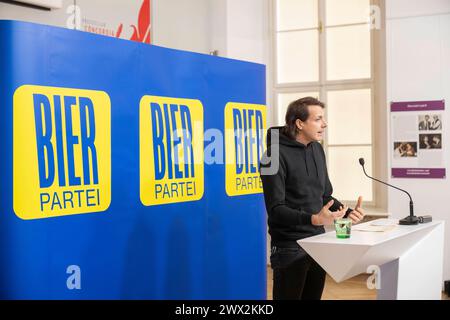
[298, 219, 445, 300]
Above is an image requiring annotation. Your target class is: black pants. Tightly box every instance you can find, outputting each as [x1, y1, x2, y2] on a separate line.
[270, 246, 326, 300]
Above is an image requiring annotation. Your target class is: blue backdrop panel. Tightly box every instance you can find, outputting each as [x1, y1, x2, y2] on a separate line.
[0, 20, 266, 299]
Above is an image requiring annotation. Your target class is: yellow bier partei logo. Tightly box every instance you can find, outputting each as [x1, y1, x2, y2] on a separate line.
[13, 85, 111, 220]
[140, 95, 204, 206]
[225, 102, 266, 196]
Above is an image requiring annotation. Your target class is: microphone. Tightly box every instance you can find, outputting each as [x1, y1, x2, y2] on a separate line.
[358, 158, 419, 225]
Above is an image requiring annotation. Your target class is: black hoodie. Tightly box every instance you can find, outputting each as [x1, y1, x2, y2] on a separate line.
[260, 126, 350, 248]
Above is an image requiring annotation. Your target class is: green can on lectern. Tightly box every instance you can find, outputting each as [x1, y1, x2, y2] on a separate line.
[335, 218, 352, 239]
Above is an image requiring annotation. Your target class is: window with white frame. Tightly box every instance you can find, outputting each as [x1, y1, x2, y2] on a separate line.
[273, 0, 376, 204]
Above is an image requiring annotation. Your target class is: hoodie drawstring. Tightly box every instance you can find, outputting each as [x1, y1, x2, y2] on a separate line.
[303, 149, 308, 175]
[303, 144, 319, 178]
[311, 145, 319, 178]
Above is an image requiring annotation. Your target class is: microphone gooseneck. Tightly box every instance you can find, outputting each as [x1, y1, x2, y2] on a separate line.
[358, 158, 419, 225]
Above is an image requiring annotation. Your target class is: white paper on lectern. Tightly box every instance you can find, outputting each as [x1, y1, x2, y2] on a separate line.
[370, 218, 398, 226]
[352, 218, 398, 232]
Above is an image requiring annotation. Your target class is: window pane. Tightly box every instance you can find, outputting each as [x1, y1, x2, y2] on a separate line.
[326, 25, 371, 80]
[277, 30, 319, 83]
[277, 92, 319, 125]
[327, 89, 372, 145]
[326, 0, 371, 26]
[276, 0, 318, 31]
[328, 146, 373, 202]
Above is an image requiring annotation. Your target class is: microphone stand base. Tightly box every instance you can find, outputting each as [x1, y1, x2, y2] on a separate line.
[399, 215, 419, 225]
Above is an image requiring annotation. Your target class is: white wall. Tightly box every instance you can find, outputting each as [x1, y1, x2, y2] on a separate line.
[387, 0, 450, 18]
[209, 0, 227, 56]
[152, 0, 271, 63]
[152, 0, 210, 54]
[226, 0, 269, 65]
[386, 0, 450, 283]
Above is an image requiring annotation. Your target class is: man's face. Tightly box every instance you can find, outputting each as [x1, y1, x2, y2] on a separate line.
[425, 115, 430, 121]
[298, 105, 327, 143]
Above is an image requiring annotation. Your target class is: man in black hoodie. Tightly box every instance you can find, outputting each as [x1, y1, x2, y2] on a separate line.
[260, 97, 365, 300]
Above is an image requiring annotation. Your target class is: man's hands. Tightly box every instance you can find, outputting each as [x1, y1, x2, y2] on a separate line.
[347, 196, 365, 224]
[311, 196, 365, 226]
[311, 200, 348, 226]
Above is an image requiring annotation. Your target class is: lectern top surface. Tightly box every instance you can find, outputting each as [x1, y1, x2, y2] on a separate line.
[298, 219, 443, 247]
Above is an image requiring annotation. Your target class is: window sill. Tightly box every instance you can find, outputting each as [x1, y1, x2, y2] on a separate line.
[363, 206, 389, 217]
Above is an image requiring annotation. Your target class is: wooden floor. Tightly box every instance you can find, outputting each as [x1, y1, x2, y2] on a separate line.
[267, 266, 449, 300]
